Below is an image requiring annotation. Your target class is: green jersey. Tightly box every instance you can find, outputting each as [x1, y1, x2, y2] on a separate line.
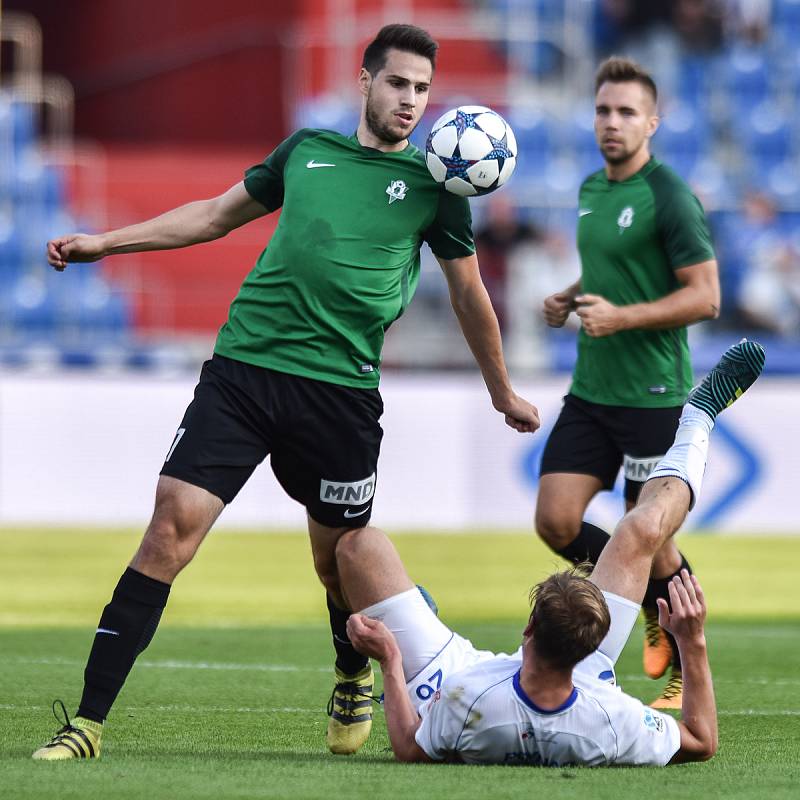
[570, 157, 715, 407]
[214, 129, 474, 388]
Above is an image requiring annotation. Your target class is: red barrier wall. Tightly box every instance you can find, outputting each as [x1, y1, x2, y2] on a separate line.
[5, 0, 296, 144]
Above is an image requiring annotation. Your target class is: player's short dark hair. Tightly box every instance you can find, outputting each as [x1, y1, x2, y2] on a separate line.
[527, 568, 611, 670]
[362, 24, 438, 76]
[595, 56, 658, 104]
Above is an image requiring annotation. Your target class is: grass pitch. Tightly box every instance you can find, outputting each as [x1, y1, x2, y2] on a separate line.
[2, 529, 799, 799]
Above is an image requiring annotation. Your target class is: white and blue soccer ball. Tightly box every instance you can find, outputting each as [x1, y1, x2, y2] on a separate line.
[425, 105, 517, 197]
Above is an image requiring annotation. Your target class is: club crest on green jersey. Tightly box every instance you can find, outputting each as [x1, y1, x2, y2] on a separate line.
[617, 206, 634, 233]
[386, 179, 409, 204]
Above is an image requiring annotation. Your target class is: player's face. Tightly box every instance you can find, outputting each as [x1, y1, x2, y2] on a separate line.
[594, 81, 658, 166]
[360, 49, 432, 145]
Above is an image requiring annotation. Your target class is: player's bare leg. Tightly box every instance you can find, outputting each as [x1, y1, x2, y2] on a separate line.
[33, 477, 223, 760]
[335, 527, 415, 610]
[590, 478, 691, 603]
[591, 339, 765, 707]
[308, 518, 393, 755]
[535, 473, 603, 553]
[538, 473, 690, 683]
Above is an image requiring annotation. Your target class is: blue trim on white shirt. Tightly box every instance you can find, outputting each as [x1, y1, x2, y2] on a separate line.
[512, 670, 578, 714]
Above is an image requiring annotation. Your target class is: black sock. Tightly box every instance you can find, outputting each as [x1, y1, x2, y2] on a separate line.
[555, 521, 611, 566]
[77, 567, 170, 723]
[643, 554, 692, 672]
[326, 594, 368, 676]
[643, 554, 692, 610]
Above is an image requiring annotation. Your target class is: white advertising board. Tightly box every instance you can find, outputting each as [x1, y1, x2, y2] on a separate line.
[0, 371, 796, 533]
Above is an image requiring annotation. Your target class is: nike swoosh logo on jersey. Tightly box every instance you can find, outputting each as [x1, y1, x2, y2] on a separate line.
[96, 628, 120, 636]
[343, 507, 370, 518]
[306, 160, 336, 168]
[578, 209, 592, 216]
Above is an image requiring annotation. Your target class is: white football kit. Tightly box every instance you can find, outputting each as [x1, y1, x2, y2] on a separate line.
[360, 586, 681, 767]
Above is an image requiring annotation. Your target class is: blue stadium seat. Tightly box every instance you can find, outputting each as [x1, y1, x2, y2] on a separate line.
[0, 216, 23, 280]
[293, 97, 359, 136]
[675, 55, 712, 106]
[507, 109, 557, 177]
[653, 103, 709, 174]
[773, 0, 800, 33]
[763, 161, 800, 205]
[11, 100, 35, 155]
[719, 45, 772, 106]
[9, 273, 57, 336]
[741, 104, 793, 171]
[567, 109, 597, 157]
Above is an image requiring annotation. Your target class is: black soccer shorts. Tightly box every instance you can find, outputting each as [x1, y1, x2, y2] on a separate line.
[160, 354, 384, 527]
[539, 393, 682, 504]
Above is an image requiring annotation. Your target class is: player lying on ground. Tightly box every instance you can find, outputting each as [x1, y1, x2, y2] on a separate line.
[340, 340, 764, 765]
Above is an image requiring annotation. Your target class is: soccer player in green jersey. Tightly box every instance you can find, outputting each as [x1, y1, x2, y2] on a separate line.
[33, 24, 540, 761]
[535, 57, 720, 709]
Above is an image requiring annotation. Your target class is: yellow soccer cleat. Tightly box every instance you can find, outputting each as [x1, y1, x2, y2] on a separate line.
[642, 607, 673, 680]
[326, 664, 374, 755]
[649, 669, 683, 711]
[32, 701, 102, 761]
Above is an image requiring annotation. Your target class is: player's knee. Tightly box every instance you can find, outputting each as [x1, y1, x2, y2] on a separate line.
[140, 506, 203, 575]
[534, 504, 581, 550]
[615, 507, 663, 557]
[335, 528, 371, 574]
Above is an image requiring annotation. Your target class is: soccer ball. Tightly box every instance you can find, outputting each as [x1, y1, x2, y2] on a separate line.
[425, 105, 517, 197]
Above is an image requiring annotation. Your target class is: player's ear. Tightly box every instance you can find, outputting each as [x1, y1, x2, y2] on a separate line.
[646, 114, 660, 139]
[358, 67, 372, 97]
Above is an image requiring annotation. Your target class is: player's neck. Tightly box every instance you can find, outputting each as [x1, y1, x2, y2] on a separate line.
[604, 147, 651, 182]
[519, 660, 575, 710]
[355, 122, 409, 153]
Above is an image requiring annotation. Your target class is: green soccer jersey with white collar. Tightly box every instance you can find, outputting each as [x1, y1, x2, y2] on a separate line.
[214, 129, 474, 388]
[571, 157, 715, 407]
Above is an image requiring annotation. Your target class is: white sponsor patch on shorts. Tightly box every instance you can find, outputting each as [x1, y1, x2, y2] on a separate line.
[623, 454, 664, 483]
[320, 473, 376, 505]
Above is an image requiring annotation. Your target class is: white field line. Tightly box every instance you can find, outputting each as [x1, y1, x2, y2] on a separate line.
[1, 703, 798, 717]
[617, 674, 800, 687]
[4, 657, 800, 688]
[0, 656, 329, 673]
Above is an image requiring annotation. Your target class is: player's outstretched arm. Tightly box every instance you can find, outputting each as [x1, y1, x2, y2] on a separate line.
[659, 571, 718, 764]
[46, 181, 269, 271]
[346, 614, 430, 763]
[438, 253, 540, 434]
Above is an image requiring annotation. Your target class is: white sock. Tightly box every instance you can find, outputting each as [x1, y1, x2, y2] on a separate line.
[647, 405, 714, 509]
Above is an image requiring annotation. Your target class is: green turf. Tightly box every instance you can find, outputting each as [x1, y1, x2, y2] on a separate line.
[1, 529, 799, 798]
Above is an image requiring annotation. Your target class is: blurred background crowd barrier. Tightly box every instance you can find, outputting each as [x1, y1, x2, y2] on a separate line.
[2, 0, 799, 533]
[1, 0, 799, 376]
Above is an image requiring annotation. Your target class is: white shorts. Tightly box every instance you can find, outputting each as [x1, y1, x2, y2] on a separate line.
[360, 587, 640, 707]
[359, 587, 496, 712]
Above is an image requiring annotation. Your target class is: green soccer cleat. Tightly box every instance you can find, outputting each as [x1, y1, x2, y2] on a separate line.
[32, 700, 102, 760]
[687, 339, 765, 420]
[326, 664, 375, 755]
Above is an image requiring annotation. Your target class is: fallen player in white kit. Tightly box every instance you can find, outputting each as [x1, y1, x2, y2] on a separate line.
[335, 340, 764, 766]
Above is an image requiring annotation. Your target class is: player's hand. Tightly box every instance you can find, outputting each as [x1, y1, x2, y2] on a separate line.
[346, 613, 401, 666]
[495, 393, 541, 434]
[575, 293, 626, 337]
[542, 291, 576, 327]
[47, 234, 106, 271]
[656, 569, 707, 646]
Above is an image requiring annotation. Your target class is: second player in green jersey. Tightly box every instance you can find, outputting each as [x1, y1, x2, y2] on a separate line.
[536, 57, 720, 711]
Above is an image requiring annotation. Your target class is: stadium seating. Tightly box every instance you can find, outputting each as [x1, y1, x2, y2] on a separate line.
[0, 88, 133, 365]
